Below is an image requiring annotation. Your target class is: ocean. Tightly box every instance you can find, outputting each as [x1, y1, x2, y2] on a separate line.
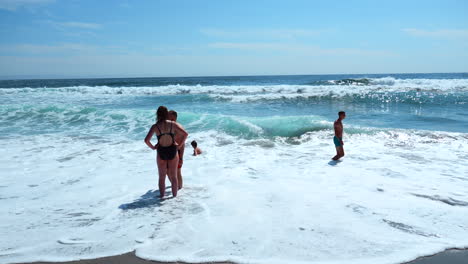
[1, 73, 467, 264]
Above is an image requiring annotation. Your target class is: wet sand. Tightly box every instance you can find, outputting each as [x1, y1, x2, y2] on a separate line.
[12, 248, 468, 264]
[403, 248, 468, 264]
[12, 251, 233, 264]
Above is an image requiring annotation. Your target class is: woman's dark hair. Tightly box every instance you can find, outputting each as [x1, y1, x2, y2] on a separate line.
[156, 106, 169, 123]
[191, 140, 197, 148]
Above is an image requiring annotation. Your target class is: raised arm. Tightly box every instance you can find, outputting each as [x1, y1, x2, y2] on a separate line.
[175, 124, 187, 161]
[173, 122, 188, 149]
[144, 124, 157, 150]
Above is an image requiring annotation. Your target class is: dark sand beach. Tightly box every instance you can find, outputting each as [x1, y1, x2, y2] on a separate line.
[13, 252, 233, 264]
[12, 248, 468, 264]
[403, 248, 468, 264]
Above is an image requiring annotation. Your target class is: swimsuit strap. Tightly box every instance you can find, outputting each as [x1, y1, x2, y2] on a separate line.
[156, 122, 176, 145]
[155, 124, 163, 141]
[155, 124, 162, 135]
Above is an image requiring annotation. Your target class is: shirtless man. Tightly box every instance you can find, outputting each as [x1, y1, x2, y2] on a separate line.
[168, 110, 185, 189]
[332, 111, 346, 161]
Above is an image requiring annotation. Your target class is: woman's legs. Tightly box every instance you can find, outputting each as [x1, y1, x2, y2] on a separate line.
[167, 153, 179, 197]
[156, 155, 167, 198]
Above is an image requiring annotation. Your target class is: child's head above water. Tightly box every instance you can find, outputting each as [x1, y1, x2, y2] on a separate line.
[191, 140, 197, 148]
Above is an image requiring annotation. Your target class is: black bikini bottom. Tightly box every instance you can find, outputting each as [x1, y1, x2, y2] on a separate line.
[157, 145, 177, 160]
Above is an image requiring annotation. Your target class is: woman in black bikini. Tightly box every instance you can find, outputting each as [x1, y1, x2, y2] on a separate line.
[145, 106, 188, 198]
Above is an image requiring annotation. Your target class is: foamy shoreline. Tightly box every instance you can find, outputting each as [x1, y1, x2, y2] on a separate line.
[2, 74, 467, 264]
[9, 248, 468, 264]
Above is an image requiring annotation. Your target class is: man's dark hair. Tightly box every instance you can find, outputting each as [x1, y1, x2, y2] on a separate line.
[338, 111, 346, 116]
[169, 110, 178, 119]
[191, 140, 197, 148]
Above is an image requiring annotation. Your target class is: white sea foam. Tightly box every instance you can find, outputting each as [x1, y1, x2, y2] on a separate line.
[1, 128, 467, 264]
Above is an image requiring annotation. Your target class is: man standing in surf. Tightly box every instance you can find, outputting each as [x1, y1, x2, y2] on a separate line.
[168, 110, 185, 190]
[332, 111, 346, 160]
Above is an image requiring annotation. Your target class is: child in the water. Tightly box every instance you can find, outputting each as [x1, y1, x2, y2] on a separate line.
[191, 140, 202, 156]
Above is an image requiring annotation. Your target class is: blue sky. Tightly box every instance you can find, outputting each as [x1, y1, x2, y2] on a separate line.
[0, 0, 467, 78]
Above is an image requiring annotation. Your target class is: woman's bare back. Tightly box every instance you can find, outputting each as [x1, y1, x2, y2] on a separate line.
[155, 121, 177, 147]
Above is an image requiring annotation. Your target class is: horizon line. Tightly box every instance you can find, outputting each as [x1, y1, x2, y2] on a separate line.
[0, 71, 467, 81]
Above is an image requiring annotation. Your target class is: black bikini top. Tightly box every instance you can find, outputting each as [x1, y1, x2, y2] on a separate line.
[156, 122, 175, 144]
